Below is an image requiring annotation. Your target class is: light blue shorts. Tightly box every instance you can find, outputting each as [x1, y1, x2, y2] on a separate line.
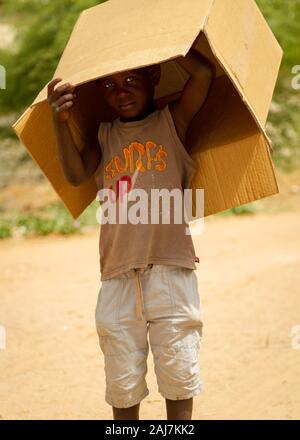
[94, 264, 204, 408]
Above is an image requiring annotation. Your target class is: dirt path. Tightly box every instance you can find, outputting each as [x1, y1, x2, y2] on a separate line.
[1, 207, 300, 420]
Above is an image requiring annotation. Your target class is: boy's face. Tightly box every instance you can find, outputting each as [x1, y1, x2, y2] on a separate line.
[97, 65, 161, 118]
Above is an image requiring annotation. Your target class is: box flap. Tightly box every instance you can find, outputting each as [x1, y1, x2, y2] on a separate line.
[188, 75, 279, 217]
[204, 0, 283, 127]
[31, 0, 214, 107]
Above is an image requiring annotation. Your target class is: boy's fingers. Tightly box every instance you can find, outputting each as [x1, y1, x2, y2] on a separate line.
[47, 78, 63, 97]
[54, 83, 75, 95]
[47, 78, 75, 105]
[55, 93, 76, 108]
[55, 101, 74, 113]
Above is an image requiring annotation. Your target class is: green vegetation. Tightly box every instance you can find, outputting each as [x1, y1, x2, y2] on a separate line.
[0, 199, 100, 238]
[215, 204, 257, 218]
[255, 0, 300, 171]
[0, 0, 103, 112]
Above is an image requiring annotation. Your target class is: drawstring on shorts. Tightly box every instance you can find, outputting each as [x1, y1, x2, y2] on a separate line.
[134, 264, 153, 320]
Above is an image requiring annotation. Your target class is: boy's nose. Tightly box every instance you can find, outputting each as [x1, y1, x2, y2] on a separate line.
[116, 89, 133, 103]
[116, 85, 130, 95]
[117, 88, 129, 95]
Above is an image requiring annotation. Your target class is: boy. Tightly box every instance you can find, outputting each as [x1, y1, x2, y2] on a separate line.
[47, 48, 215, 420]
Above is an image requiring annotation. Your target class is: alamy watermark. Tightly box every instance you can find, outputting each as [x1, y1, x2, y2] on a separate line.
[96, 182, 205, 236]
[0, 64, 6, 90]
[0, 325, 6, 350]
[291, 65, 300, 90]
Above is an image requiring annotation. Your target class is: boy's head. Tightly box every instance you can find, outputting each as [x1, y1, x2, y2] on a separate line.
[96, 64, 161, 118]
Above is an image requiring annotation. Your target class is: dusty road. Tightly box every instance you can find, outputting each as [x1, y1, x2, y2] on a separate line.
[1, 204, 300, 420]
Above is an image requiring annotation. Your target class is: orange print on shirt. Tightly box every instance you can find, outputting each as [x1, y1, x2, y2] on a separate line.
[104, 141, 167, 180]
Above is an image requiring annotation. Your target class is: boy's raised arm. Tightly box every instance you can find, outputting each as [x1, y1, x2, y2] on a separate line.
[171, 49, 215, 134]
[48, 78, 101, 186]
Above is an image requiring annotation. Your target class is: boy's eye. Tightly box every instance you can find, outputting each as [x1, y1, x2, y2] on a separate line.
[104, 76, 136, 89]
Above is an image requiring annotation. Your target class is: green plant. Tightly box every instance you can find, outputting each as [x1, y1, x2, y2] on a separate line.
[0, 198, 100, 239]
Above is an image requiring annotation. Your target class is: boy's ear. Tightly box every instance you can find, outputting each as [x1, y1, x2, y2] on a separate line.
[146, 64, 161, 86]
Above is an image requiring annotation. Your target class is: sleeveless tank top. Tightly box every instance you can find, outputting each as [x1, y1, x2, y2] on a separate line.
[94, 104, 198, 280]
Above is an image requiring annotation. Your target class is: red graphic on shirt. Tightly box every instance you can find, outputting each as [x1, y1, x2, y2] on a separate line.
[108, 175, 132, 203]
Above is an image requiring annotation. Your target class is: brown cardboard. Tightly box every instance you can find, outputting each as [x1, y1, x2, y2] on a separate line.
[12, 0, 283, 220]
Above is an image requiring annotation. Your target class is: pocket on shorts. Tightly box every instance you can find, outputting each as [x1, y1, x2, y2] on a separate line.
[95, 279, 121, 337]
[168, 268, 199, 312]
[191, 270, 201, 310]
[167, 268, 203, 337]
[95, 284, 101, 307]
[95, 286, 102, 327]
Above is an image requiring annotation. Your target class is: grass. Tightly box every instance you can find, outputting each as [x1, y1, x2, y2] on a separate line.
[0, 199, 100, 239]
[255, 0, 300, 172]
[0, 124, 17, 140]
[215, 204, 257, 218]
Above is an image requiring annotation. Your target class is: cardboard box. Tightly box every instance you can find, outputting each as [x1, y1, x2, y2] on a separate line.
[12, 0, 283, 219]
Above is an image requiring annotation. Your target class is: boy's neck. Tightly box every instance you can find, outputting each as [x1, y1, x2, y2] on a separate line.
[119, 100, 157, 123]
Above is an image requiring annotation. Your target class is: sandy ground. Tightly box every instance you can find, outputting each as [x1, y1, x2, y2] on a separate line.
[1, 196, 300, 419]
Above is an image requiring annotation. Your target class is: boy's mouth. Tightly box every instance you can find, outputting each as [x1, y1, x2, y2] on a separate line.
[119, 102, 135, 110]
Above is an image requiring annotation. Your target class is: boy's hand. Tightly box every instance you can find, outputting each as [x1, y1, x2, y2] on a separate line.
[47, 78, 77, 123]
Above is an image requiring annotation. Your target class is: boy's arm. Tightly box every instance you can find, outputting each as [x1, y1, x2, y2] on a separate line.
[53, 120, 102, 186]
[79, 122, 102, 181]
[48, 78, 101, 186]
[169, 49, 215, 143]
